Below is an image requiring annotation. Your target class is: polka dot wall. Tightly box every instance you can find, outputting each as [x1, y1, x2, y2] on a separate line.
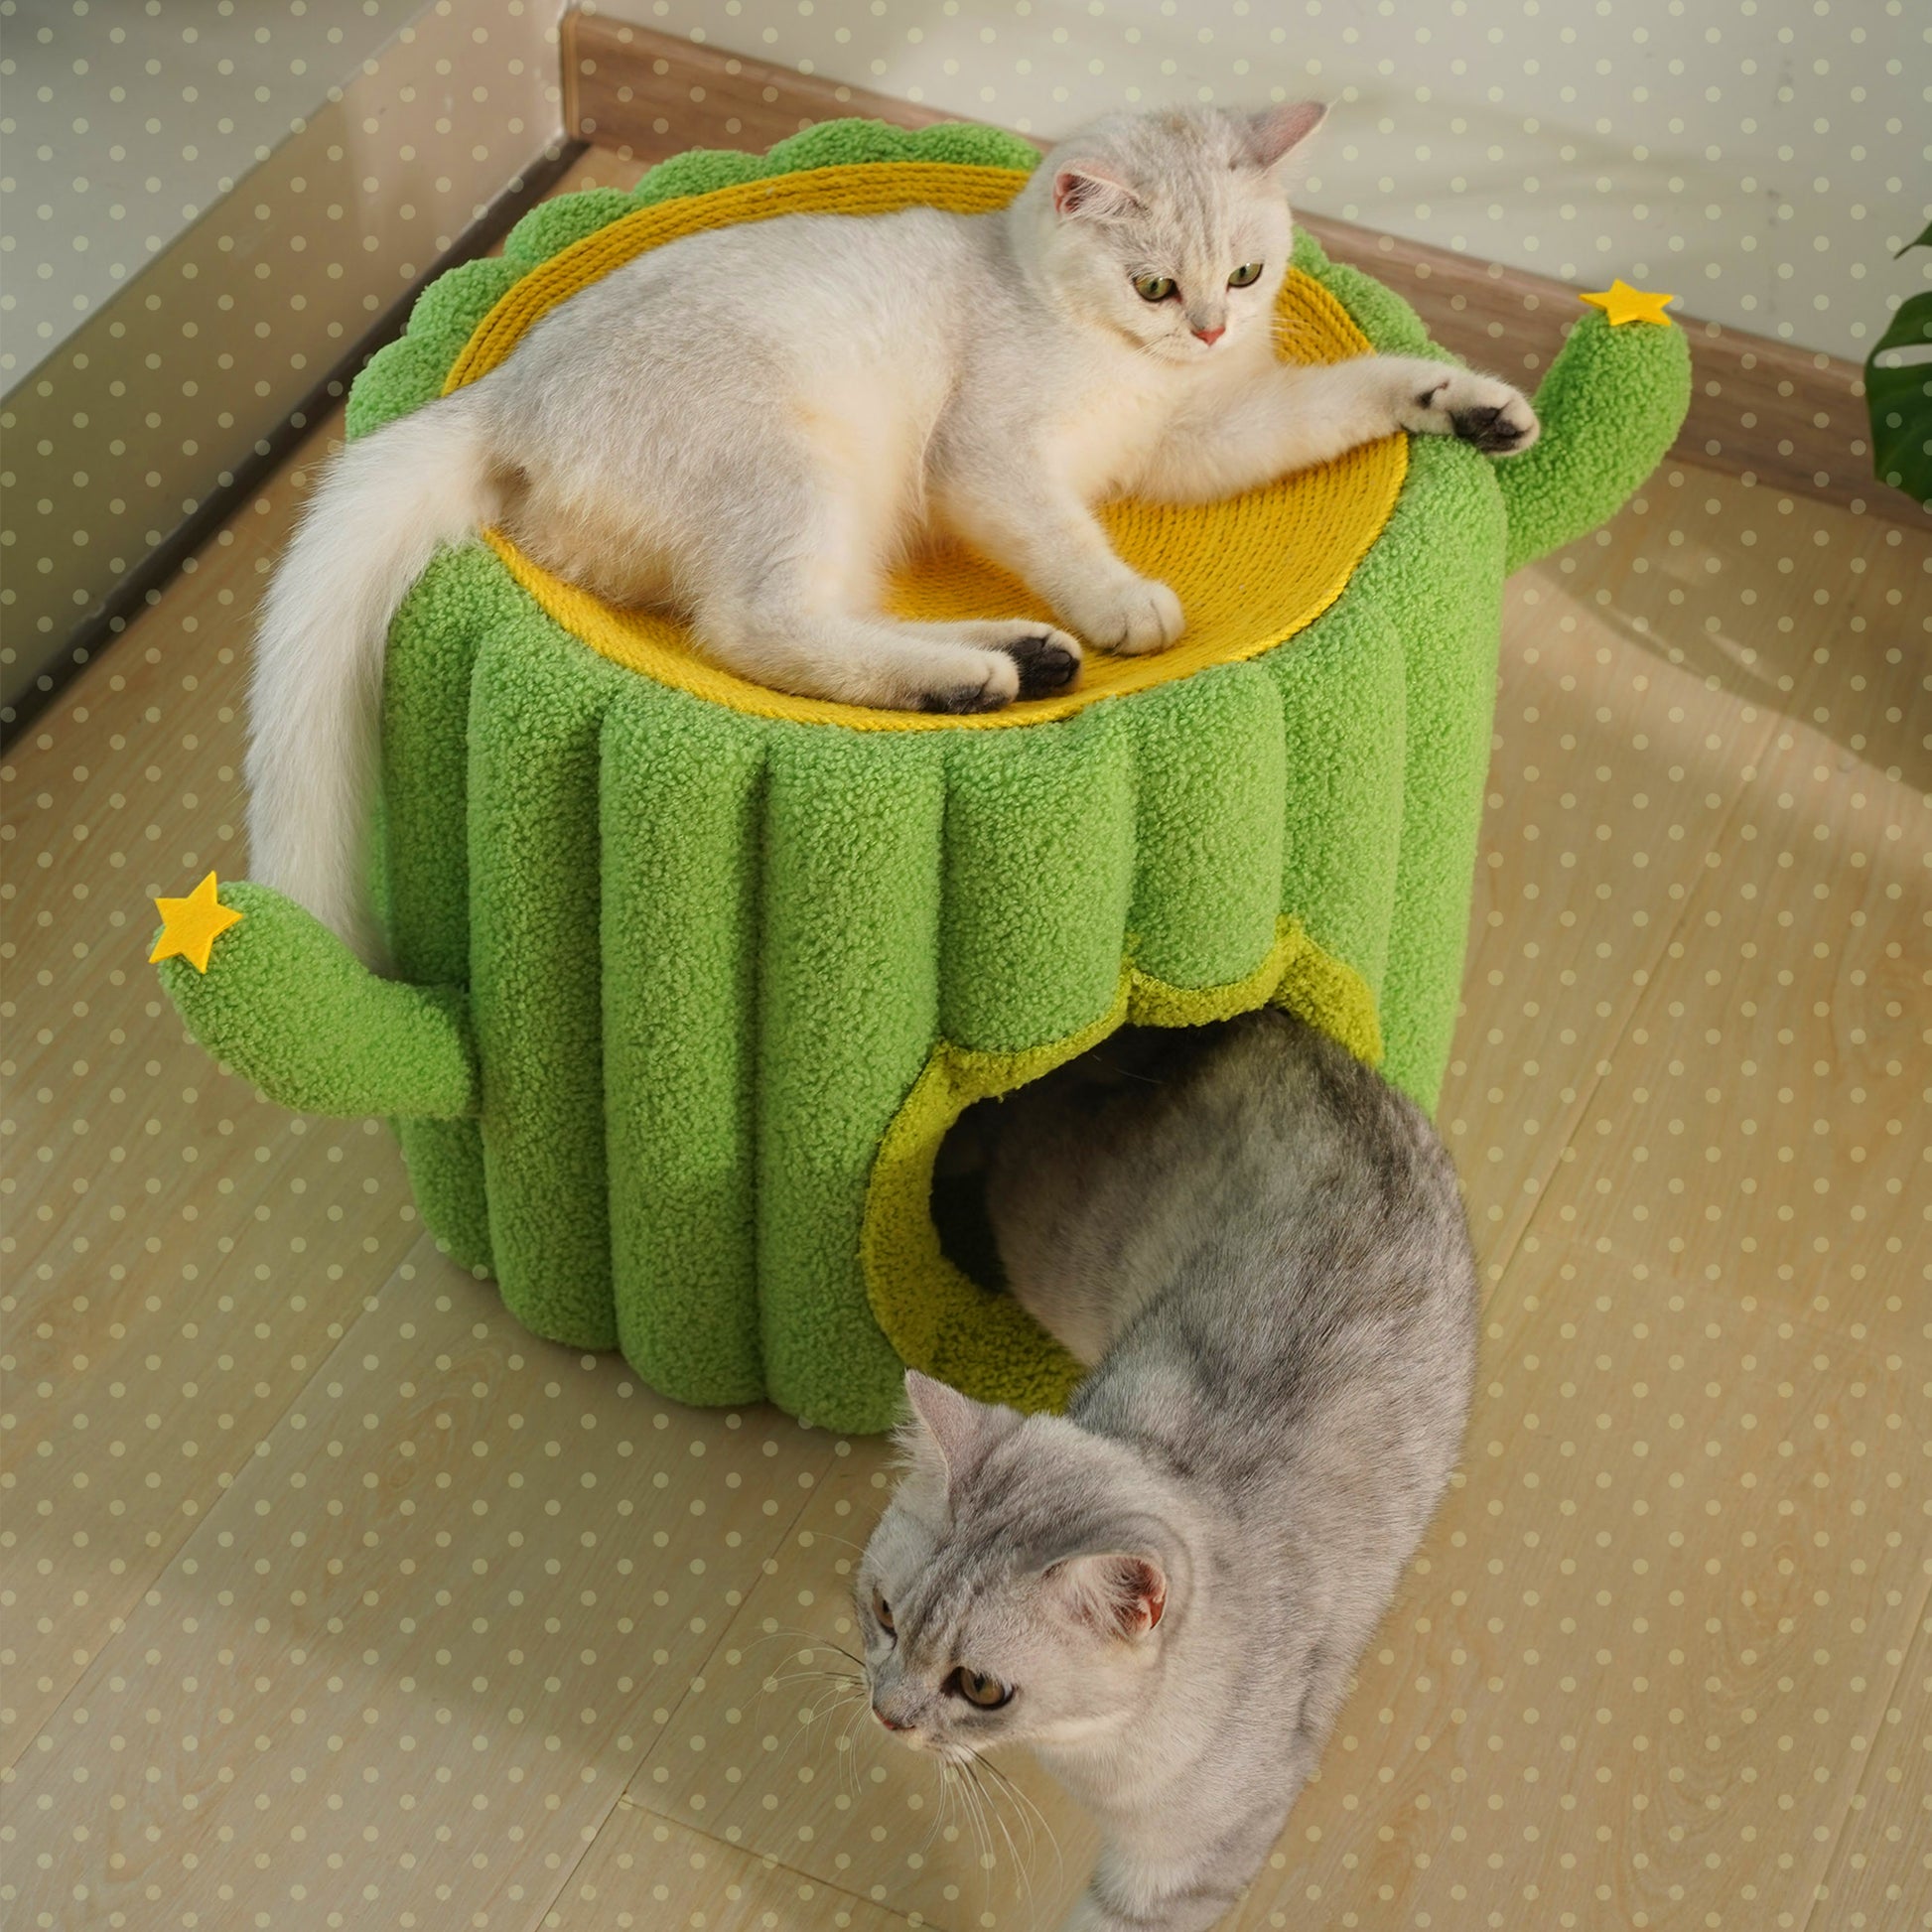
[2, 26, 1930, 1932]
[599, 0, 1931, 358]
[0, 0, 567, 721]
[1, 0, 414, 368]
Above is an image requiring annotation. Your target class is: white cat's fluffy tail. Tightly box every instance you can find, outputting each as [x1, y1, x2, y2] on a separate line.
[244, 392, 500, 963]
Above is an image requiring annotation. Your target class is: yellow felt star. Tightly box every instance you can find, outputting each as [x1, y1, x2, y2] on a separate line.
[1580, 279, 1677, 328]
[150, 871, 244, 973]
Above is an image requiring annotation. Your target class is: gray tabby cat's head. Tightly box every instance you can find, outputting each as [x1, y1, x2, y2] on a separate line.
[1014, 102, 1327, 364]
[857, 1372, 1179, 1760]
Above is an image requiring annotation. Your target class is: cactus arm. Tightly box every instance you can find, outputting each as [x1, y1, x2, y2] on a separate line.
[1497, 307, 1693, 575]
[155, 881, 481, 1119]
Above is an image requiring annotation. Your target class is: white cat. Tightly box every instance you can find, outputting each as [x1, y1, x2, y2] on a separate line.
[246, 103, 1538, 958]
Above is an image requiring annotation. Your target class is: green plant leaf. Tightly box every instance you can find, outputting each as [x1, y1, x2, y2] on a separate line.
[1865, 287, 1932, 509]
[1894, 217, 1932, 259]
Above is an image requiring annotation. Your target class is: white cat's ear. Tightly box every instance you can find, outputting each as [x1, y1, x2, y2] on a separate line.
[1248, 100, 1327, 172]
[901, 1370, 1020, 1482]
[1046, 1551, 1169, 1640]
[1051, 163, 1144, 223]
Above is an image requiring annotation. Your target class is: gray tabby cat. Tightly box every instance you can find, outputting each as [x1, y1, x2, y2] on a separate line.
[858, 1011, 1478, 1931]
[246, 102, 1538, 961]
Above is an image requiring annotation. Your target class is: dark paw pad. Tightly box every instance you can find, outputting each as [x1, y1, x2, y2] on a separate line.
[1003, 633, 1081, 699]
[1451, 404, 1530, 455]
[919, 680, 1009, 716]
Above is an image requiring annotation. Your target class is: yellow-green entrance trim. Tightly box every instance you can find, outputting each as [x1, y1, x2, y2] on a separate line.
[861, 917, 1382, 1412]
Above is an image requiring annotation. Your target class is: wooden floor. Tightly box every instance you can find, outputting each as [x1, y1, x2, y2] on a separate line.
[3, 149, 1928, 1932]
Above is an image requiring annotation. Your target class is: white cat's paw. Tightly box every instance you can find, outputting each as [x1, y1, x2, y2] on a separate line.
[1002, 627, 1084, 699]
[1402, 369, 1540, 456]
[911, 650, 1021, 715]
[1067, 574, 1186, 657]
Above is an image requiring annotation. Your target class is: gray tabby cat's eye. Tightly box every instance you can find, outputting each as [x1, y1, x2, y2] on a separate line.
[871, 1588, 895, 1635]
[1228, 261, 1264, 287]
[1132, 273, 1177, 303]
[948, 1666, 1013, 1709]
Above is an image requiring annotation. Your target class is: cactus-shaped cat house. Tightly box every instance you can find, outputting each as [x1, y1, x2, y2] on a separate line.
[155, 120, 1690, 1433]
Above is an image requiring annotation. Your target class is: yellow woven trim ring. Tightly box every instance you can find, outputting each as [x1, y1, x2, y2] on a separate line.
[447, 164, 1035, 391]
[449, 160, 1408, 732]
[859, 919, 1383, 1413]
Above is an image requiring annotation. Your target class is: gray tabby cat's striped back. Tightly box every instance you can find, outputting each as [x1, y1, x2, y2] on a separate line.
[999, 1010, 1475, 1512]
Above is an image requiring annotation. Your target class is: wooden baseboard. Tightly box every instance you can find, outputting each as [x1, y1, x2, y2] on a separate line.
[562, 12, 1919, 529]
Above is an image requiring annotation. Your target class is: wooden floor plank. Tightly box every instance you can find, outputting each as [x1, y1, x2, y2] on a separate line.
[1292, 1255, 1932, 1930]
[1799, 1610, 1932, 1932]
[0, 1111, 421, 1758]
[0, 428, 435, 1757]
[0, 1235, 844, 1929]
[622, 1438, 1097, 1931]
[1476, 538, 1927, 1362]
[1445, 468, 1925, 1304]
[544, 1803, 922, 1931]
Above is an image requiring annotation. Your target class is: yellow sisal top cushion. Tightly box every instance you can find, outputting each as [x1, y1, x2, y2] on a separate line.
[446, 161, 1406, 731]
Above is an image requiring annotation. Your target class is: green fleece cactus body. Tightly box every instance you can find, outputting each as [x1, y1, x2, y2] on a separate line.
[159, 120, 1691, 1432]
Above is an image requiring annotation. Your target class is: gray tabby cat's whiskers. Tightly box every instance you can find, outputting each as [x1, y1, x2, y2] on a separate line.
[747, 1636, 872, 1799]
[966, 1743, 1067, 1892]
[856, 1010, 1478, 1932]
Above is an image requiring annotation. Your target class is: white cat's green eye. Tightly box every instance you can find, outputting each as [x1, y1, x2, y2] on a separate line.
[1228, 261, 1264, 288]
[871, 1588, 895, 1635]
[1132, 273, 1177, 303]
[949, 1666, 1013, 1709]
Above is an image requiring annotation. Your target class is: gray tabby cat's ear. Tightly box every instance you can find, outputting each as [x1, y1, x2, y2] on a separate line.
[1046, 1551, 1169, 1640]
[901, 1370, 1021, 1482]
[1248, 101, 1328, 172]
[1051, 162, 1144, 223]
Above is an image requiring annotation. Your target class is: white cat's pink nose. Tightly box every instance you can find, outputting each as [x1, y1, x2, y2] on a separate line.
[1192, 325, 1225, 345]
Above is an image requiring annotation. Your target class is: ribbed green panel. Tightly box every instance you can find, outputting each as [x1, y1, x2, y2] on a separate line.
[469, 631, 621, 1350]
[398, 1119, 493, 1274]
[383, 546, 509, 984]
[600, 685, 767, 1406]
[937, 703, 1136, 1052]
[384, 548, 507, 1275]
[1364, 437, 1507, 1107]
[1268, 600, 1408, 1001]
[756, 729, 945, 1430]
[1126, 664, 1286, 988]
